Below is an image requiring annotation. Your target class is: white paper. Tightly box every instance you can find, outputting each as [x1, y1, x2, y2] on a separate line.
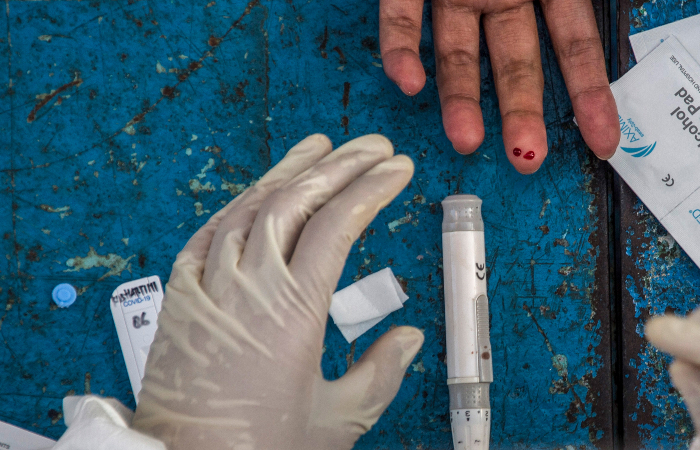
[609, 36, 700, 268]
[0, 421, 54, 450]
[630, 13, 700, 62]
[109, 276, 163, 402]
[329, 268, 409, 342]
[52, 396, 165, 450]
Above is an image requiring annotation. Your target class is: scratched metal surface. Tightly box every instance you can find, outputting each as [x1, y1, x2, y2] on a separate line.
[618, 1, 700, 448]
[0, 0, 615, 447]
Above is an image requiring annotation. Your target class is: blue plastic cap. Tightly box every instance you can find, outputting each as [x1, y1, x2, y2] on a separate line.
[52, 283, 77, 308]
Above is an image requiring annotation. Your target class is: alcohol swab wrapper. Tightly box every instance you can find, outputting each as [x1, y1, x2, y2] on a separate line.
[630, 13, 700, 63]
[607, 36, 700, 269]
[0, 420, 55, 449]
[329, 267, 409, 343]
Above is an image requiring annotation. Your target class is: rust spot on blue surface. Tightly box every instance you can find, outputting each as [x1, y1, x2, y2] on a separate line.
[342, 81, 350, 109]
[121, 0, 261, 135]
[27, 75, 82, 123]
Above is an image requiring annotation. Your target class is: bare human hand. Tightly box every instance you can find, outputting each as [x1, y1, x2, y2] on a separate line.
[379, 0, 620, 174]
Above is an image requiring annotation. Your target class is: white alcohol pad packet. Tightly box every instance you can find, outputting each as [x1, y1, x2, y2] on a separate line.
[630, 13, 700, 62]
[329, 268, 409, 343]
[0, 420, 54, 450]
[608, 35, 700, 268]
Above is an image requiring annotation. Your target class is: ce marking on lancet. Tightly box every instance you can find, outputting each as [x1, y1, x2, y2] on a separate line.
[662, 174, 675, 186]
[476, 263, 485, 280]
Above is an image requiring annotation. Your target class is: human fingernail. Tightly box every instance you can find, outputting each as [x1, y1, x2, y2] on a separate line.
[512, 148, 522, 157]
[524, 151, 535, 160]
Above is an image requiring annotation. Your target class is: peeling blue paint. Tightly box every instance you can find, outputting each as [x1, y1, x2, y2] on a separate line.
[624, 2, 700, 444]
[623, 201, 700, 447]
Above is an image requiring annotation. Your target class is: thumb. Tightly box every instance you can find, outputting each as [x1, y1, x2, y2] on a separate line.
[669, 361, 700, 429]
[331, 326, 424, 433]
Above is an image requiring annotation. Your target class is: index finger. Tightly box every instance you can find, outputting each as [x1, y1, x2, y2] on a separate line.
[198, 135, 333, 294]
[379, 0, 427, 95]
[541, 0, 620, 159]
[289, 155, 414, 305]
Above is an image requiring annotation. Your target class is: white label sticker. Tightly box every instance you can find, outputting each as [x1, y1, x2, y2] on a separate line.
[110, 276, 163, 402]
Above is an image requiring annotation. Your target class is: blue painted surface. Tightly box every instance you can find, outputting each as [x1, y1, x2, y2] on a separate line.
[1, 1, 612, 447]
[623, 2, 700, 448]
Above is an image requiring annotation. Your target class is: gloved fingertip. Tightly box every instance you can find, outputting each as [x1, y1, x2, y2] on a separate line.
[289, 133, 333, 157]
[645, 315, 688, 350]
[377, 154, 414, 175]
[392, 326, 424, 368]
[306, 133, 332, 148]
[644, 316, 667, 343]
[346, 134, 394, 155]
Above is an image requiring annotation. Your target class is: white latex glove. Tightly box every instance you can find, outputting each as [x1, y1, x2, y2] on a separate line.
[132, 134, 425, 450]
[646, 309, 700, 450]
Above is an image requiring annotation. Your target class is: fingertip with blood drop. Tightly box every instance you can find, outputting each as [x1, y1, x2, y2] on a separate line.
[508, 145, 547, 174]
[502, 113, 548, 174]
[512, 148, 537, 161]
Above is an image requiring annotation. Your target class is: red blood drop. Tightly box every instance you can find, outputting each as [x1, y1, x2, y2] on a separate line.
[524, 151, 535, 160]
[512, 148, 522, 157]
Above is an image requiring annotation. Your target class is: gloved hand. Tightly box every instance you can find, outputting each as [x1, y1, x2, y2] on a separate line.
[132, 134, 425, 450]
[646, 309, 700, 450]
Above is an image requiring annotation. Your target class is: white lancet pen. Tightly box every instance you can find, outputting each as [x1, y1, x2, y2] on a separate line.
[442, 195, 493, 450]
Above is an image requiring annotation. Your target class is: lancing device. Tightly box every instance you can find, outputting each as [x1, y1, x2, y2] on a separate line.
[442, 195, 493, 450]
